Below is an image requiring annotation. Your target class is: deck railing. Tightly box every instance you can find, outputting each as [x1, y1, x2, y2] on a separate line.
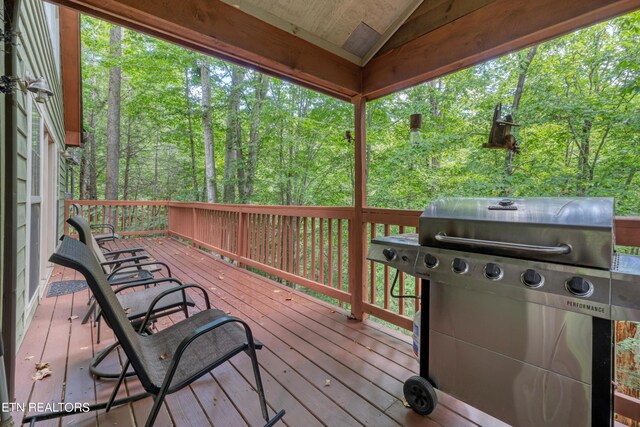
[66, 200, 640, 325]
[65, 200, 169, 236]
[167, 202, 354, 305]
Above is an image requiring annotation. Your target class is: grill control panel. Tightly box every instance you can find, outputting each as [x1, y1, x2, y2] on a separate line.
[368, 234, 613, 319]
[414, 247, 611, 319]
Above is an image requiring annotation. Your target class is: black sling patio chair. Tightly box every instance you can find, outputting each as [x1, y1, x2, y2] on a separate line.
[67, 215, 195, 336]
[68, 214, 158, 287]
[71, 203, 120, 249]
[68, 215, 198, 378]
[25, 236, 285, 427]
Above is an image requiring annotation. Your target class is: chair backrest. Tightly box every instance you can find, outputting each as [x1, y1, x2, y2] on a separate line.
[67, 215, 112, 273]
[49, 236, 153, 388]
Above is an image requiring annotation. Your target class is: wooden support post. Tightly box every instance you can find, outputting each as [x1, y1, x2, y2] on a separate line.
[349, 95, 367, 320]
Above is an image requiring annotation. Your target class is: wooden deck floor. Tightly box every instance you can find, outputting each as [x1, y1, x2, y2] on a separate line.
[13, 236, 507, 427]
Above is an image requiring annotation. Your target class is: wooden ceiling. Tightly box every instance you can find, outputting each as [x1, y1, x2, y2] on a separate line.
[51, 0, 640, 102]
[219, 0, 423, 65]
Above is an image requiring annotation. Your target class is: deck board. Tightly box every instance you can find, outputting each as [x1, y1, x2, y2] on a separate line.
[14, 236, 507, 427]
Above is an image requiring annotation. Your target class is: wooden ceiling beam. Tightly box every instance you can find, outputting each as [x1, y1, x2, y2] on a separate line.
[59, 6, 82, 147]
[48, 0, 362, 101]
[363, 0, 640, 100]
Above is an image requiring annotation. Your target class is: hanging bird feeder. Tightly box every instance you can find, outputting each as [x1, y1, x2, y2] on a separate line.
[483, 103, 520, 153]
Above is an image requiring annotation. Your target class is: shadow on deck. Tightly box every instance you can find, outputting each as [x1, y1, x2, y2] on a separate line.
[13, 237, 506, 427]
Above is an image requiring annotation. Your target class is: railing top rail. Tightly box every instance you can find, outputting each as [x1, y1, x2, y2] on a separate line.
[66, 200, 168, 206]
[167, 201, 355, 219]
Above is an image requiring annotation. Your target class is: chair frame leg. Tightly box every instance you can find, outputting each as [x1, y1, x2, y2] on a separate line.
[248, 346, 270, 422]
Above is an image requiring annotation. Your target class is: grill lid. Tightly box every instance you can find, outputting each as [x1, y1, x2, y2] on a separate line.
[419, 197, 614, 269]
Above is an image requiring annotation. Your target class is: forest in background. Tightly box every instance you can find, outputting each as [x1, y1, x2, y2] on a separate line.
[76, 12, 640, 215]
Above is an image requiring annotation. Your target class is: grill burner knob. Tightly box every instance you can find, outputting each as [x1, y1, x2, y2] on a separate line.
[484, 263, 502, 280]
[382, 248, 397, 262]
[424, 253, 439, 269]
[452, 258, 469, 274]
[522, 269, 543, 288]
[565, 276, 594, 297]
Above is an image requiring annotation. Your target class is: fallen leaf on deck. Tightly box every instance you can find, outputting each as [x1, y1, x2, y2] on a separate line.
[123, 308, 131, 315]
[273, 290, 282, 293]
[324, 379, 331, 387]
[218, 275, 224, 280]
[285, 298, 292, 301]
[366, 346, 373, 351]
[25, 356, 34, 361]
[32, 368, 52, 381]
[330, 310, 336, 314]
[402, 398, 410, 408]
[159, 352, 168, 360]
[225, 311, 231, 314]
[68, 315, 79, 321]
[209, 287, 217, 291]
[80, 347, 89, 351]
[33, 362, 52, 381]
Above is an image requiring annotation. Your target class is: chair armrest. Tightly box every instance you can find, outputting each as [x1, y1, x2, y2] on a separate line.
[101, 254, 149, 266]
[90, 223, 116, 234]
[104, 247, 146, 258]
[107, 261, 172, 280]
[138, 283, 211, 332]
[114, 277, 184, 294]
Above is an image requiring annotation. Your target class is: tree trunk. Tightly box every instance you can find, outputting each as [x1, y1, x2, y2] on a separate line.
[123, 117, 133, 200]
[241, 73, 268, 202]
[105, 25, 123, 227]
[153, 139, 160, 198]
[201, 57, 217, 203]
[505, 46, 538, 177]
[184, 67, 199, 200]
[80, 82, 99, 199]
[80, 136, 91, 199]
[105, 24, 123, 204]
[223, 65, 245, 203]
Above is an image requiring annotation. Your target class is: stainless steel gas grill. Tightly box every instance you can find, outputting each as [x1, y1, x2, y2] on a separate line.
[367, 197, 640, 427]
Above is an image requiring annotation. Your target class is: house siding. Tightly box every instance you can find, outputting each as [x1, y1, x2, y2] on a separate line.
[14, 0, 66, 347]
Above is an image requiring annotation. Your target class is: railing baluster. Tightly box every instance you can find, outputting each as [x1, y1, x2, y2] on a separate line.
[303, 217, 308, 279]
[370, 223, 376, 304]
[383, 224, 390, 310]
[319, 218, 324, 284]
[337, 219, 343, 293]
[311, 217, 316, 282]
[399, 225, 405, 315]
[328, 219, 333, 288]
[288, 216, 294, 273]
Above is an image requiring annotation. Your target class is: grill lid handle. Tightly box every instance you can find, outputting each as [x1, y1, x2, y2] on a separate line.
[434, 232, 572, 255]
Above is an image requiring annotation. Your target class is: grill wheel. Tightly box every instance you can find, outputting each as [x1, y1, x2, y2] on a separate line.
[403, 375, 438, 415]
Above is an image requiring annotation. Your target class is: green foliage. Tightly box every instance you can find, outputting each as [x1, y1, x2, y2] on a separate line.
[80, 12, 640, 213]
[367, 12, 640, 215]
